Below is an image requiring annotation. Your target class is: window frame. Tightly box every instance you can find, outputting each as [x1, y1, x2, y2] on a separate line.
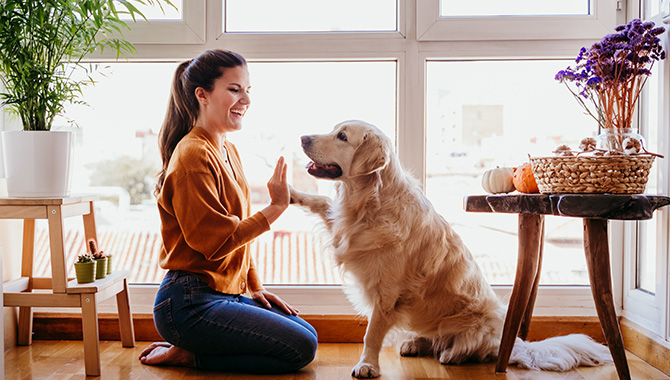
[417, 0, 624, 41]
[219, 0, 402, 35]
[119, 0, 206, 44]
[5, 0, 647, 319]
[621, 3, 670, 341]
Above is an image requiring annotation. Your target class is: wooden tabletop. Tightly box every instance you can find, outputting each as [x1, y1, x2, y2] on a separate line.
[464, 193, 670, 220]
[0, 194, 98, 206]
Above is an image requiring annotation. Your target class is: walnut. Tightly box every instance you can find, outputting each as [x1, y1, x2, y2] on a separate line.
[553, 144, 574, 156]
[579, 137, 597, 152]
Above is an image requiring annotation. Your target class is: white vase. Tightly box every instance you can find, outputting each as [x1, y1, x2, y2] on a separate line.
[1, 130, 74, 197]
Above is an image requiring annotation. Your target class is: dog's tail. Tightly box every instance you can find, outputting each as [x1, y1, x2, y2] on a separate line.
[509, 334, 612, 371]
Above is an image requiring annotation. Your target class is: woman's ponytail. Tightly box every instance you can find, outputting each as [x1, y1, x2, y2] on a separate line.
[155, 60, 194, 195]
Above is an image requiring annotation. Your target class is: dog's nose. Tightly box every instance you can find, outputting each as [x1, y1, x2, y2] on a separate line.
[301, 135, 312, 148]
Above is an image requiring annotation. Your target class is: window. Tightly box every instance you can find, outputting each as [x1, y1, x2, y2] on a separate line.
[43, 62, 178, 284]
[31, 60, 396, 285]
[224, 0, 397, 33]
[425, 60, 592, 285]
[418, 0, 620, 41]
[636, 61, 662, 294]
[439, 0, 590, 17]
[621, 3, 670, 338]
[229, 61, 396, 284]
[117, 0, 183, 20]
[115, 0, 205, 44]
[11, 1, 649, 318]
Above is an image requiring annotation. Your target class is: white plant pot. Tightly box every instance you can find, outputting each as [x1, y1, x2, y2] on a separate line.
[2, 130, 74, 198]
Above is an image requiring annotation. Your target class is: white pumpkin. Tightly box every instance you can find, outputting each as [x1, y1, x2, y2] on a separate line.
[481, 167, 515, 194]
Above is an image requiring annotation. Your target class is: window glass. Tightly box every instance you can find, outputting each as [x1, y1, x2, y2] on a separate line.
[234, 61, 396, 284]
[426, 60, 593, 285]
[33, 61, 396, 285]
[225, 0, 397, 33]
[117, 0, 183, 20]
[636, 62, 661, 294]
[440, 0, 590, 17]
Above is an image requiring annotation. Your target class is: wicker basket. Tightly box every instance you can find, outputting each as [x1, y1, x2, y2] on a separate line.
[530, 155, 655, 194]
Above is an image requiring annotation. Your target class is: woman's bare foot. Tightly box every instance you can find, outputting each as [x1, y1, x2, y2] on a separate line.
[139, 342, 195, 367]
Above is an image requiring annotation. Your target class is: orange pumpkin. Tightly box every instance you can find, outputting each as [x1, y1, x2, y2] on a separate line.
[513, 162, 539, 193]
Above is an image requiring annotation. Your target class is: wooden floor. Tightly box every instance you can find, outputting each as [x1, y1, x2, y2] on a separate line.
[5, 340, 670, 380]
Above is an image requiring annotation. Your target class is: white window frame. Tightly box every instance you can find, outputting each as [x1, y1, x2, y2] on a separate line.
[114, 0, 206, 44]
[8, 0, 643, 318]
[621, 2, 670, 342]
[417, 0, 623, 41]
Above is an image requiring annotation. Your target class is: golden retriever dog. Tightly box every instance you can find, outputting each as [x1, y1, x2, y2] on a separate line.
[290, 120, 612, 378]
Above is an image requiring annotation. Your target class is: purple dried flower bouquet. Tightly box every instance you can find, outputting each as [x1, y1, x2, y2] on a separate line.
[556, 19, 665, 134]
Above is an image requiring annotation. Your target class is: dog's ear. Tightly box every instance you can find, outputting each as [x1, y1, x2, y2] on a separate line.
[350, 132, 389, 176]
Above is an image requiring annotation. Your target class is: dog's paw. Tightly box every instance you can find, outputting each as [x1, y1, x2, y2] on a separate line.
[399, 339, 420, 357]
[351, 362, 380, 378]
[289, 186, 304, 205]
[438, 349, 467, 365]
[399, 337, 432, 357]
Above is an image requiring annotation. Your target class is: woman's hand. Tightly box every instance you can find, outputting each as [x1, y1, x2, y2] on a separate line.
[261, 156, 289, 224]
[252, 289, 300, 316]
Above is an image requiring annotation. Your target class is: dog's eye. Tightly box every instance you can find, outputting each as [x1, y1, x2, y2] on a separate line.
[337, 132, 347, 142]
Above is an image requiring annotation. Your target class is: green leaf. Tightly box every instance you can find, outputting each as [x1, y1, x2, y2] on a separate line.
[0, 0, 173, 130]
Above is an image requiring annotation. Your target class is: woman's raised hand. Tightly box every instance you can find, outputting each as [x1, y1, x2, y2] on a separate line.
[261, 156, 289, 224]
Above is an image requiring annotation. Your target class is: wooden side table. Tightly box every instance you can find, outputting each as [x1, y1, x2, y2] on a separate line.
[0, 196, 135, 376]
[464, 193, 670, 380]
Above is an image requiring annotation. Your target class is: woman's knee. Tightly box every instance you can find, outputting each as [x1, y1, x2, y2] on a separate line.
[290, 330, 318, 370]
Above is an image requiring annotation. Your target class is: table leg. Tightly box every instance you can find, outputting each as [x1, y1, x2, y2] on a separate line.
[519, 217, 544, 340]
[496, 214, 544, 373]
[583, 219, 630, 380]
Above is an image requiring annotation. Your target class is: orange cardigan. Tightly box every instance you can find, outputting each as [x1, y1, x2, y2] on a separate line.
[157, 127, 270, 294]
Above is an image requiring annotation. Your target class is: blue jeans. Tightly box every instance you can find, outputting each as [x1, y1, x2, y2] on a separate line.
[153, 270, 318, 373]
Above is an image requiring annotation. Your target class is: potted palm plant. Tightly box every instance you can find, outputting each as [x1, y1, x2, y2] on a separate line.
[0, 0, 173, 197]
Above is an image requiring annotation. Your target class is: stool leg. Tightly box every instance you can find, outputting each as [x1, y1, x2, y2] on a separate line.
[81, 293, 101, 377]
[17, 308, 33, 346]
[47, 206, 68, 294]
[519, 216, 545, 340]
[583, 219, 630, 380]
[496, 214, 544, 373]
[116, 279, 136, 347]
[18, 220, 36, 346]
[82, 201, 98, 244]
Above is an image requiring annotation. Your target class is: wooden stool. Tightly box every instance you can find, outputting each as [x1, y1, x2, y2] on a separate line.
[464, 193, 670, 380]
[0, 196, 135, 377]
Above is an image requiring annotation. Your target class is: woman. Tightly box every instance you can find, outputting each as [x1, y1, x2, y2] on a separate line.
[139, 50, 318, 373]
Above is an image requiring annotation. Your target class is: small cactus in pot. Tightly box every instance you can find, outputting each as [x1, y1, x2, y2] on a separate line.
[74, 253, 96, 284]
[88, 239, 108, 279]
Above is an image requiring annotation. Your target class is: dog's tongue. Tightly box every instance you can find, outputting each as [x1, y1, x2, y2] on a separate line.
[306, 161, 342, 178]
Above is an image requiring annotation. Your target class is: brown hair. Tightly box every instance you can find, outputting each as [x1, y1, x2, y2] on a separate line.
[155, 50, 247, 195]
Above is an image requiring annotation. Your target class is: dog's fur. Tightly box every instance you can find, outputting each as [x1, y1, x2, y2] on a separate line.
[290, 120, 612, 378]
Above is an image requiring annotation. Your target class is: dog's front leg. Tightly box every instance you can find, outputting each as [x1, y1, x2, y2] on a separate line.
[289, 186, 333, 231]
[352, 307, 394, 378]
